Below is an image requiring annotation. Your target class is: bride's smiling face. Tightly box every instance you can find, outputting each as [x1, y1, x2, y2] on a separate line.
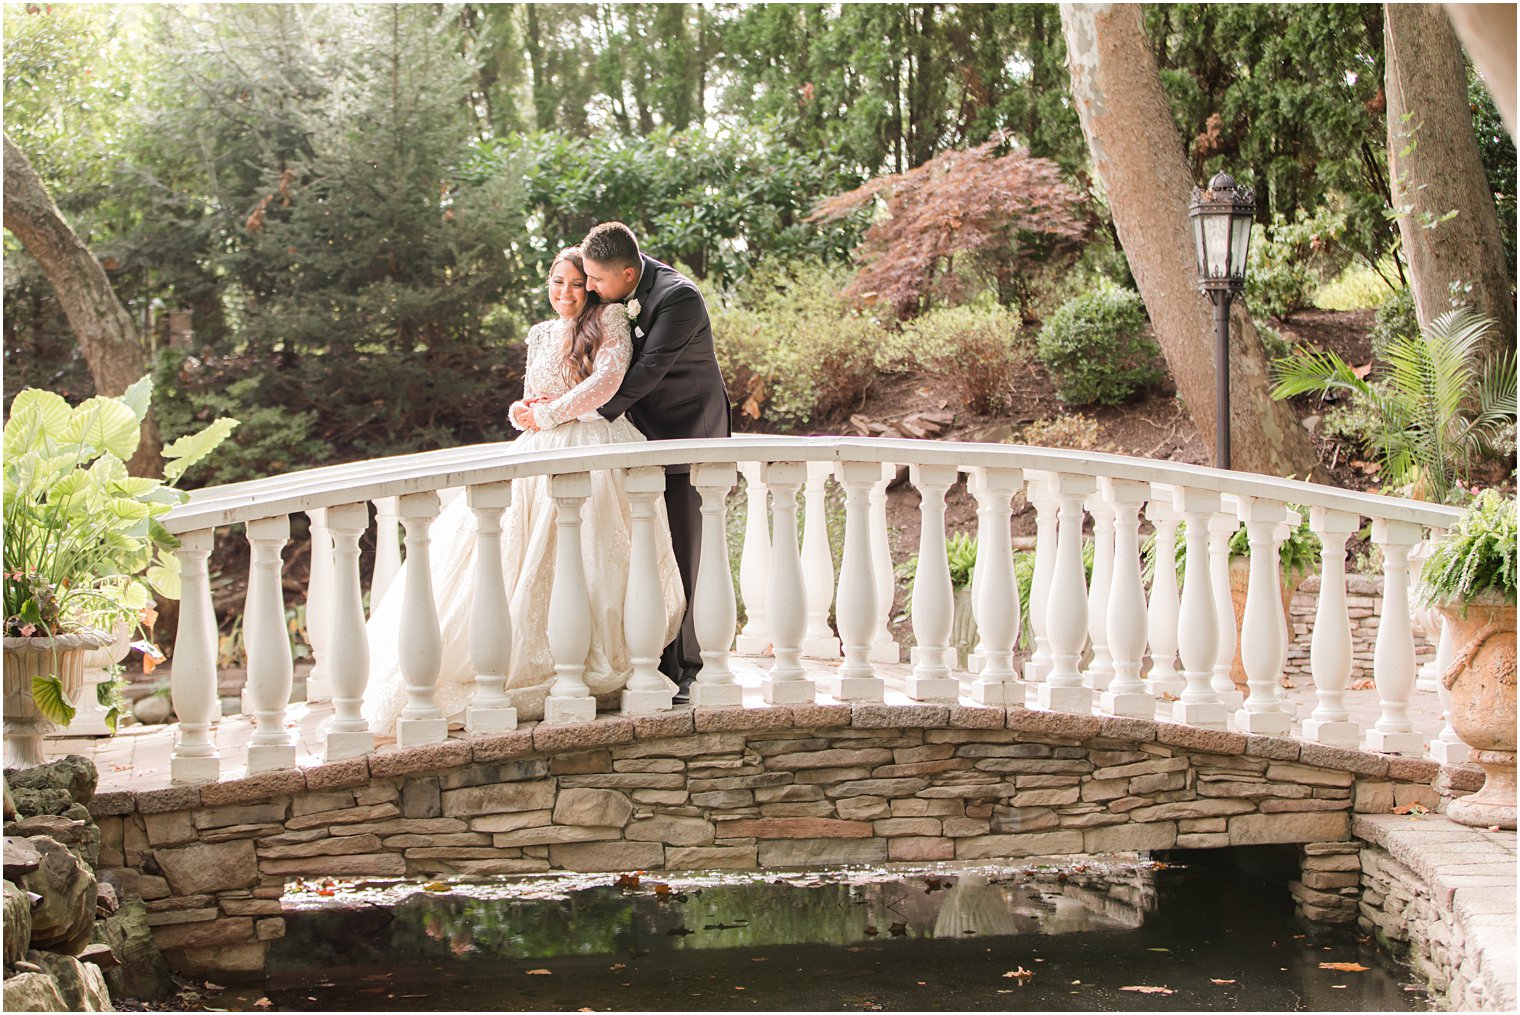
[547, 260, 589, 320]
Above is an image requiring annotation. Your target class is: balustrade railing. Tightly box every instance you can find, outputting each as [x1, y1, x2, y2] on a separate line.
[160, 436, 1464, 786]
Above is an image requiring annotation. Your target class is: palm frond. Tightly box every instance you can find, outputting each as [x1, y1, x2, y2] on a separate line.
[1270, 347, 1372, 401]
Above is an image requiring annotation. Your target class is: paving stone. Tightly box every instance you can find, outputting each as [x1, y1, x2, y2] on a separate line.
[440, 783, 555, 817]
[1228, 811, 1350, 845]
[257, 834, 384, 860]
[470, 730, 538, 762]
[195, 802, 292, 829]
[612, 732, 744, 759]
[285, 802, 401, 831]
[1265, 763, 1354, 788]
[200, 770, 307, 807]
[872, 817, 942, 837]
[549, 841, 663, 872]
[850, 704, 949, 728]
[889, 837, 956, 861]
[553, 789, 633, 828]
[150, 916, 254, 952]
[632, 711, 695, 740]
[155, 840, 258, 896]
[694, 707, 794, 732]
[258, 854, 407, 877]
[890, 798, 963, 817]
[756, 837, 888, 867]
[1155, 724, 1247, 756]
[303, 757, 371, 791]
[665, 845, 758, 869]
[625, 816, 715, 846]
[1125, 799, 1255, 822]
[1243, 734, 1301, 761]
[947, 706, 1005, 729]
[489, 825, 619, 848]
[556, 773, 685, 791]
[1083, 821, 1176, 853]
[1091, 756, 1189, 781]
[767, 748, 894, 770]
[955, 830, 1083, 860]
[824, 777, 932, 799]
[835, 797, 892, 820]
[718, 817, 873, 840]
[336, 817, 470, 837]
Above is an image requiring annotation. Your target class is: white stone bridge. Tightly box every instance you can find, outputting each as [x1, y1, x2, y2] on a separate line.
[73, 435, 1511, 985]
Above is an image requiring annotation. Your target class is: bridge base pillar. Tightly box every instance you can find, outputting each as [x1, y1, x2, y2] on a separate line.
[802, 636, 842, 659]
[829, 676, 885, 702]
[868, 641, 901, 664]
[246, 744, 297, 773]
[1301, 719, 1360, 748]
[761, 679, 817, 705]
[1100, 690, 1156, 719]
[1172, 700, 1227, 728]
[170, 756, 219, 785]
[621, 688, 675, 715]
[305, 670, 332, 704]
[905, 675, 960, 703]
[734, 635, 770, 656]
[1036, 684, 1091, 713]
[1214, 689, 1244, 710]
[396, 717, 448, 744]
[1365, 729, 1425, 756]
[690, 683, 743, 708]
[467, 707, 518, 735]
[543, 697, 597, 725]
[1233, 708, 1291, 737]
[1428, 738, 1471, 765]
[970, 680, 1022, 707]
[324, 730, 374, 761]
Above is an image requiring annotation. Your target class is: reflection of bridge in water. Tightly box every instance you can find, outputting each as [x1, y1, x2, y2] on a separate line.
[58, 435, 1502, 982]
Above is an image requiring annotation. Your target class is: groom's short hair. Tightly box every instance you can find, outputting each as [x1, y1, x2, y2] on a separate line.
[582, 222, 641, 270]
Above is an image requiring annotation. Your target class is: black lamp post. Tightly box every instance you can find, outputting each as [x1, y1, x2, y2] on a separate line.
[1188, 171, 1255, 470]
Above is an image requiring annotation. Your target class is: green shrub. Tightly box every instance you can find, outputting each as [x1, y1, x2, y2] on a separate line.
[1035, 285, 1163, 406]
[1245, 210, 1346, 320]
[897, 304, 1027, 414]
[1419, 490, 1517, 609]
[710, 260, 892, 427]
[1369, 286, 1418, 359]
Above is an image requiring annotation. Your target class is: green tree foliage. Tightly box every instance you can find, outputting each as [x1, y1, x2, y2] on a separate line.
[1036, 285, 1165, 406]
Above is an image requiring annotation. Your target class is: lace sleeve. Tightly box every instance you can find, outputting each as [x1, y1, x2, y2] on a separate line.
[532, 305, 633, 430]
[510, 322, 550, 432]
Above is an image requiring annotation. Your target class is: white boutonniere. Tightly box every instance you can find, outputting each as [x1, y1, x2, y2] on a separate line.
[624, 299, 641, 322]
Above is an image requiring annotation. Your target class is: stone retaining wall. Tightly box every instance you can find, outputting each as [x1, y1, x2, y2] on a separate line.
[1354, 813, 1517, 1012]
[1285, 574, 1435, 682]
[86, 705, 1455, 980]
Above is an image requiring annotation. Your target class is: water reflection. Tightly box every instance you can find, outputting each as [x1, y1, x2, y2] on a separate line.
[244, 860, 1428, 1012]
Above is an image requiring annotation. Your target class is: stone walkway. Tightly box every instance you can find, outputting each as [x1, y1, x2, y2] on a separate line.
[47, 656, 1451, 796]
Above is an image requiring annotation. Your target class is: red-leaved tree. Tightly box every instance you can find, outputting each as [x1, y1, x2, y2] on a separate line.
[810, 135, 1092, 318]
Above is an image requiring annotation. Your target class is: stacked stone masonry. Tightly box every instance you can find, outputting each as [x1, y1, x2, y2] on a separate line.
[1354, 813, 1518, 1013]
[1284, 574, 1434, 682]
[85, 705, 1458, 979]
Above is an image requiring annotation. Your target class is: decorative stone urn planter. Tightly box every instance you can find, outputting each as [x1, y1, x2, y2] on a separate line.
[1227, 556, 1305, 692]
[2, 629, 113, 770]
[1434, 594, 1517, 830]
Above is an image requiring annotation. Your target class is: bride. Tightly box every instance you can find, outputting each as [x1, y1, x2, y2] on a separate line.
[362, 247, 686, 731]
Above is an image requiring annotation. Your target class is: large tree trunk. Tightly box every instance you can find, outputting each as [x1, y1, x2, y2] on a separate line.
[1386, 5, 1515, 353]
[1058, 4, 1323, 479]
[3, 133, 160, 474]
[1444, 3, 1517, 139]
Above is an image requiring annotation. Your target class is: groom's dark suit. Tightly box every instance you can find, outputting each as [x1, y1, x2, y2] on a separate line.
[598, 255, 731, 685]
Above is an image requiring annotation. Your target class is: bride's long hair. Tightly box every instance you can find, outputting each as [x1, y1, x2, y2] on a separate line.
[550, 246, 605, 387]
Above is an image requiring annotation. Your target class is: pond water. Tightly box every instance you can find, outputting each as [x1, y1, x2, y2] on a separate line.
[218, 854, 1432, 1012]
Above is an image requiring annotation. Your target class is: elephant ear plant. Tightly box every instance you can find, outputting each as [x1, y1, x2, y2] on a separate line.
[3, 376, 237, 726]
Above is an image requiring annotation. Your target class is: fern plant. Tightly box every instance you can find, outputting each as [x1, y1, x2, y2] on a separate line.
[1419, 490, 1518, 612]
[1271, 307, 1516, 501]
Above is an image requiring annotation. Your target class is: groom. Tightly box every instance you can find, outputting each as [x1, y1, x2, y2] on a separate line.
[580, 222, 731, 703]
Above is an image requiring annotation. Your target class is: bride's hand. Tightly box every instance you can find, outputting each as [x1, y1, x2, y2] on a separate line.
[510, 401, 537, 431]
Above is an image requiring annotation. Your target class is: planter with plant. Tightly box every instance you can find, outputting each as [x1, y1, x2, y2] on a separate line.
[3, 377, 235, 769]
[1418, 490, 1517, 829]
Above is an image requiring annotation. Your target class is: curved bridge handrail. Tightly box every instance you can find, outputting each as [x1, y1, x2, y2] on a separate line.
[163, 435, 1463, 534]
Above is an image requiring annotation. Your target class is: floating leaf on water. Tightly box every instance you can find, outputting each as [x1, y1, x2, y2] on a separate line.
[526, 968, 553, 975]
[1121, 985, 1176, 995]
[423, 882, 450, 892]
[1319, 962, 1370, 972]
[1210, 978, 1237, 985]
[252, 999, 274, 1009]
[1392, 802, 1430, 815]
[1001, 967, 1034, 985]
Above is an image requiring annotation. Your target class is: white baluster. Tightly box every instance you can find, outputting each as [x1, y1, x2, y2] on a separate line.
[1366, 518, 1425, 755]
[1232, 496, 1290, 736]
[1037, 472, 1095, 713]
[1024, 475, 1059, 687]
[370, 496, 402, 619]
[734, 462, 772, 655]
[907, 463, 961, 703]
[832, 460, 885, 702]
[761, 461, 815, 704]
[395, 491, 448, 744]
[970, 467, 1023, 707]
[868, 462, 901, 663]
[1208, 510, 1245, 711]
[1411, 530, 1442, 693]
[466, 481, 517, 734]
[1084, 492, 1116, 691]
[1428, 615, 1471, 764]
[244, 515, 297, 773]
[691, 463, 743, 708]
[303, 508, 334, 704]
[801, 460, 841, 659]
[1144, 492, 1185, 702]
[1271, 511, 1301, 719]
[1303, 508, 1361, 747]
[965, 468, 988, 675]
[543, 473, 597, 725]
[1172, 487, 1226, 728]
[622, 467, 676, 715]
[324, 502, 376, 759]
[1100, 479, 1155, 719]
[170, 530, 220, 785]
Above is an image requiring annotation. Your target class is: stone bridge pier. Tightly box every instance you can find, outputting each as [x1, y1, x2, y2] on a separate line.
[85, 704, 1461, 980]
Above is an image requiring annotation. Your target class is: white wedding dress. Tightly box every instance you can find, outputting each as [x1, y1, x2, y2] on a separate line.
[362, 304, 686, 732]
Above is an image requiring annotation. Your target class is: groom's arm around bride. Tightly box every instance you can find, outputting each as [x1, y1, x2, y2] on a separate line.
[580, 221, 731, 695]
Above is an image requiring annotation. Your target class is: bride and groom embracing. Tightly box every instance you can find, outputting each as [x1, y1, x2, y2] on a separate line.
[363, 222, 731, 732]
